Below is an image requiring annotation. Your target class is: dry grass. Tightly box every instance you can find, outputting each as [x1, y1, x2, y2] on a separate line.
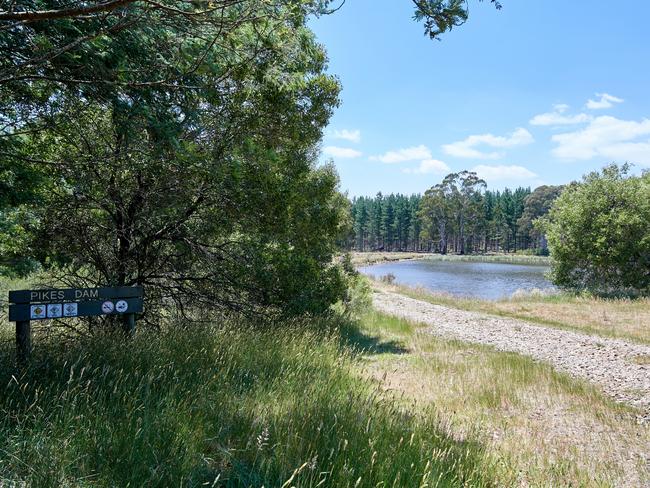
[633, 354, 650, 365]
[358, 310, 650, 487]
[349, 251, 435, 266]
[380, 281, 650, 345]
[349, 251, 551, 267]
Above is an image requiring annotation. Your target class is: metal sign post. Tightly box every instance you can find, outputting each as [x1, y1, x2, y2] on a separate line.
[8, 286, 144, 363]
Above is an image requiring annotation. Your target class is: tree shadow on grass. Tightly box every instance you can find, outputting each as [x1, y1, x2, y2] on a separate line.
[339, 322, 409, 355]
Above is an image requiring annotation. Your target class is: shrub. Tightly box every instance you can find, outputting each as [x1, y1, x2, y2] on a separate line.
[380, 273, 396, 285]
[337, 273, 373, 318]
[539, 165, 650, 295]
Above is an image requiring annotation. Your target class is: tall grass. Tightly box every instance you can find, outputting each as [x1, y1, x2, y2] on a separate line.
[0, 319, 496, 487]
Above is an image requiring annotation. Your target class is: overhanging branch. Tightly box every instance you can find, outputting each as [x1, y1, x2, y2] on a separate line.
[0, 0, 136, 22]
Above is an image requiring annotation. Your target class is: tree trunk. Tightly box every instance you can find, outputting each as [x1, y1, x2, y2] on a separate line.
[438, 220, 447, 254]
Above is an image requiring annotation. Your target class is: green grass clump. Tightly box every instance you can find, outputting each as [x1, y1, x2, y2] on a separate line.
[0, 319, 495, 487]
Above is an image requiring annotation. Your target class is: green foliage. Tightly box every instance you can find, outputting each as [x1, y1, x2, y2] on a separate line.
[3, 3, 349, 317]
[0, 207, 40, 276]
[338, 272, 373, 318]
[349, 193, 421, 252]
[348, 173, 537, 254]
[541, 165, 650, 295]
[0, 318, 494, 487]
[0, 136, 49, 276]
[413, 0, 502, 39]
[516, 185, 563, 252]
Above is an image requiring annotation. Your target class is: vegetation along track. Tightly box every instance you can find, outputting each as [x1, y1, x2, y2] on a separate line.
[373, 288, 650, 416]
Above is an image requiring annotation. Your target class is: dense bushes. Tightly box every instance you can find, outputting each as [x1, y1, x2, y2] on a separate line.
[541, 165, 650, 296]
[1, 0, 352, 321]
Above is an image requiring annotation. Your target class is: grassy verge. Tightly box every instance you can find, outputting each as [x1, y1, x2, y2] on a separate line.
[349, 251, 434, 266]
[350, 251, 550, 267]
[380, 281, 650, 345]
[1, 269, 646, 486]
[356, 310, 650, 487]
[0, 318, 498, 487]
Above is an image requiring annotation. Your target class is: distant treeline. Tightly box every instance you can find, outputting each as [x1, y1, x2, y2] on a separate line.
[345, 172, 562, 255]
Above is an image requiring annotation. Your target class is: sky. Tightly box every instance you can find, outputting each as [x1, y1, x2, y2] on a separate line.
[309, 0, 650, 197]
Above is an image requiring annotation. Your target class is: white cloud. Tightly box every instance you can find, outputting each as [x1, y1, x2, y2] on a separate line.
[442, 128, 534, 160]
[330, 129, 361, 143]
[586, 93, 624, 110]
[471, 164, 538, 181]
[530, 104, 591, 126]
[323, 146, 363, 159]
[402, 159, 450, 175]
[551, 115, 650, 165]
[598, 141, 650, 165]
[370, 145, 432, 163]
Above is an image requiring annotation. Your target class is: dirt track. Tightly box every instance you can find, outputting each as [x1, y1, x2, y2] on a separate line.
[373, 288, 650, 415]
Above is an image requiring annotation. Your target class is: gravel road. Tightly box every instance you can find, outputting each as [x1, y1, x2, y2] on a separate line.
[373, 289, 650, 414]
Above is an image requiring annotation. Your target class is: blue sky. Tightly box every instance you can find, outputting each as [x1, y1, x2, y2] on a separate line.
[310, 1, 650, 197]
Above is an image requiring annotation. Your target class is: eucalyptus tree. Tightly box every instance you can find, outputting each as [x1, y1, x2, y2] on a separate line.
[419, 179, 453, 254]
[448, 171, 486, 254]
[418, 171, 485, 254]
[413, 0, 502, 39]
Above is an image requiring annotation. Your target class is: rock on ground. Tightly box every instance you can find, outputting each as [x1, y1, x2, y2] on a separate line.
[373, 289, 650, 415]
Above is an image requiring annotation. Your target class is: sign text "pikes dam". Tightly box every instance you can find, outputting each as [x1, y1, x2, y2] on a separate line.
[29, 289, 100, 302]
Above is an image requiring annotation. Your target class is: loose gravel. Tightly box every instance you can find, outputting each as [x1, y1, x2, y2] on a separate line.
[373, 289, 650, 414]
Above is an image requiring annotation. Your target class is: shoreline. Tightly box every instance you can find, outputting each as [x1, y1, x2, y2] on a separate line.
[372, 287, 650, 415]
[350, 251, 551, 267]
[372, 279, 650, 345]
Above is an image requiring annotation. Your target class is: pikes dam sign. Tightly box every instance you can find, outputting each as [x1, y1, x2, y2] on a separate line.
[8, 286, 144, 362]
[9, 286, 143, 321]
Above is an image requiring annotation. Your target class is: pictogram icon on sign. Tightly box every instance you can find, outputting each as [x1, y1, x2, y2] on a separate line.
[30, 305, 46, 319]
[63, 303, 78, 317]
[101, 301, 115, 314]
[47, 303, 63, 318]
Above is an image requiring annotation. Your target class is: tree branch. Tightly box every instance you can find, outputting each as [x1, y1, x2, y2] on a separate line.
[0, 0, 135, 22]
